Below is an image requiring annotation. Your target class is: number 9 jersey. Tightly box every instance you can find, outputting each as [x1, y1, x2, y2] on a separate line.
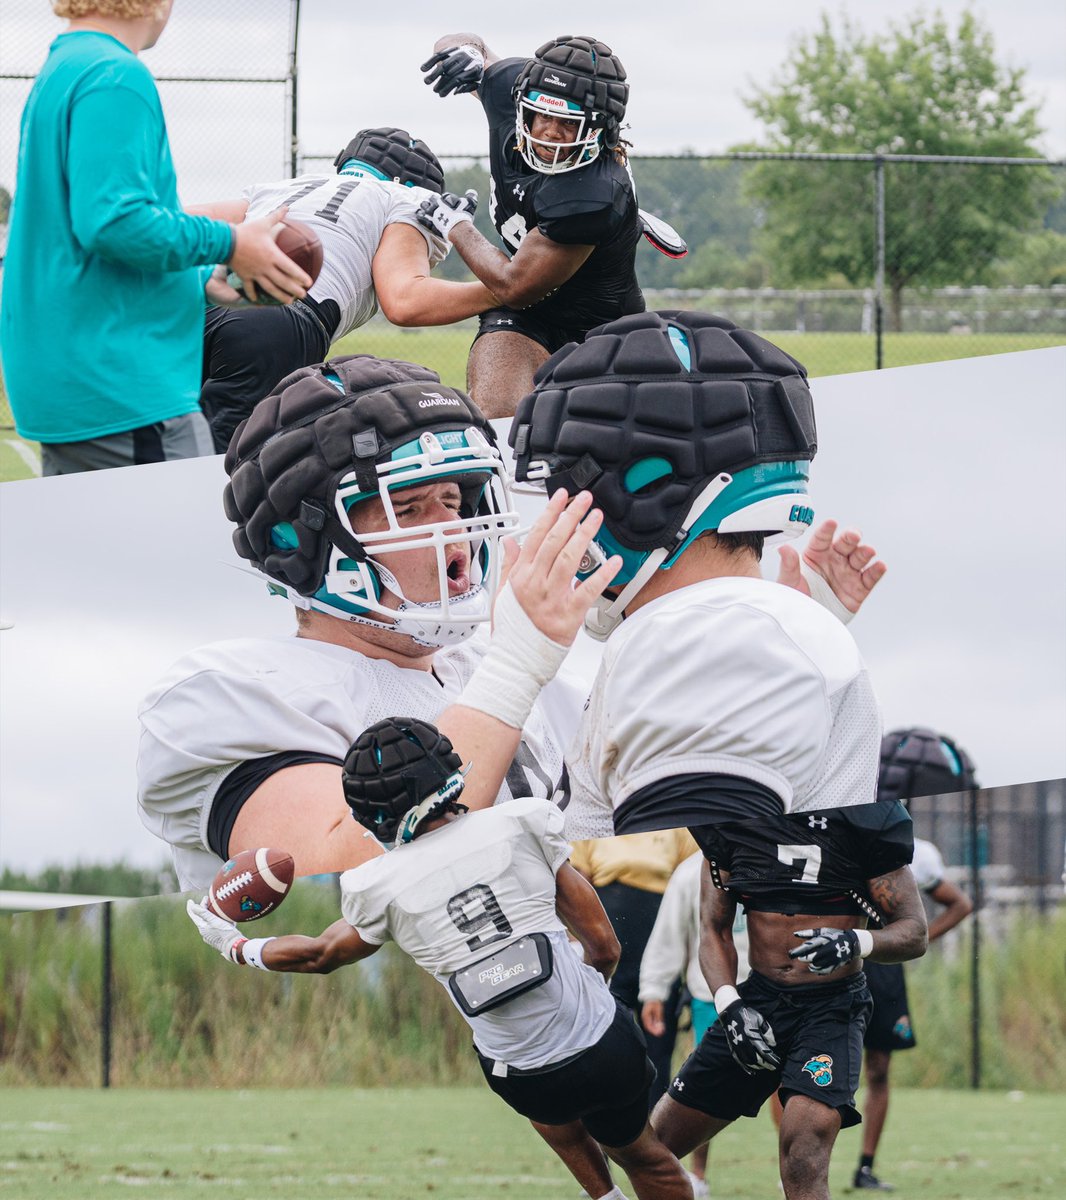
[338, 797, 616, 1069]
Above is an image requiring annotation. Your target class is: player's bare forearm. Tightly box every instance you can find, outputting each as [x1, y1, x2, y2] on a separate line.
[373, 225, 499, 325]
[250, 918, 378, 974]
[866, 867, 929, 963]
[186, 199, 250, 223]
[697, 862, 740, 991]
[555, 863, 620, 980]
[926, 879, 974, 941]
[431, 32, 499, 67]
[448, 223, 591, 308]
[435, 706, 521, 811]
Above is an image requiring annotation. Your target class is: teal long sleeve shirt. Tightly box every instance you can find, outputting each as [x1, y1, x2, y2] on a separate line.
[0, 32, 234, 443]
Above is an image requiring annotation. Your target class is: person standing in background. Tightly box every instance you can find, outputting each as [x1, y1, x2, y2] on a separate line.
[853, 727, 976, 1192]
[571, 831, 699, 1106]
[0, 0, 310, 475]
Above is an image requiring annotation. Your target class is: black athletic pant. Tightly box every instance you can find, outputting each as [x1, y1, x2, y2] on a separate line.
[199, 297, 338, 454]
[594, 880, 681, 1109]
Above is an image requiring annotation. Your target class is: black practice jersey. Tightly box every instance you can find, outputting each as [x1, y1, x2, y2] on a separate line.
[693, 800, 914, 924]
[478, 59, 644, 333]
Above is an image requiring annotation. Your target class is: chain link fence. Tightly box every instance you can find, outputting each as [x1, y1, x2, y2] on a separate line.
[2, 0, 1063, 434]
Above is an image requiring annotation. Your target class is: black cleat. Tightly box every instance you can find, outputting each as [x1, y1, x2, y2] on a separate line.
[853, 1166, 894, 1191]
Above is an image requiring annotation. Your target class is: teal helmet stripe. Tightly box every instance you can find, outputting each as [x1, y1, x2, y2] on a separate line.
[338, 158, 390, 181]
[665, 460, 812, 565]
[667, 325, 692, 369]
[526, 90, 584, 113]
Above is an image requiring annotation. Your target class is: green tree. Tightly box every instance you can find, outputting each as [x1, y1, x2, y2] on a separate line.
[741, 10, 1054, 329]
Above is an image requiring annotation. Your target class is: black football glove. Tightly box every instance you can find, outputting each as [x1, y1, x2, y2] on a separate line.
[788, 927, 862, 975]
[420, 46, 485, 96]
[719, 999, 781, 1075]
[416, 190, 478, 241]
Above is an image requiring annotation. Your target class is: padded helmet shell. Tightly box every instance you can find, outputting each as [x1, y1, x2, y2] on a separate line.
[510, 310, 817, 560]
[514, 35, 628, 172]
[342, 717, 464, 844]
[333, 126, 445, 192]
[224, 355, 516, 645]
[878, 728, 979, 804]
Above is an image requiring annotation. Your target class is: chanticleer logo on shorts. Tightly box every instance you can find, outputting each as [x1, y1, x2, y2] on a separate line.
[802, 1054, 834, 1086]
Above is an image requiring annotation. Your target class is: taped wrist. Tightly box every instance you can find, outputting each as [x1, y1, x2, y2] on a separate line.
[855, 928, 874, 958]
[457, 584, 569, 728]
[799, 559, 854, 625]
[714, 984, 741, 1013]
[242, 937, 276, 971]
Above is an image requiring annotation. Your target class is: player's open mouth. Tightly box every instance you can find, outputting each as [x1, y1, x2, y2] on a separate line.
[446, 553, 470, 595]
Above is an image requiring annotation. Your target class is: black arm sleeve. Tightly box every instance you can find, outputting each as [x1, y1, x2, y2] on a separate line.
[207, 750, 344, 858]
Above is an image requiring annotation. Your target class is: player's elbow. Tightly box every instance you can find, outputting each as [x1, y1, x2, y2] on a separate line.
[494, 276, 549, 308]
[377, 290, 423, 327]
[586, 931, 621, 978]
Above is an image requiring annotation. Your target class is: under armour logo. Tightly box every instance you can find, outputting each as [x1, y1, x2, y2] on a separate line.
[836, 942, 850, 958]
[513, 183, 525, 200]
[808, 816, 828, 829]
[672, 1077, 684, 1091]
[727, 1020, 742, 1045]
[492, 318, 515, 326]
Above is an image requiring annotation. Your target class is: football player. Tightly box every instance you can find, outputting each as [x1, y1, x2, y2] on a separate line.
[194, 127, 499, 452]
[418, 34, 645, 417]
[853, 728, 976, 1192]
[189, 716, 693, 1200]
[137, 344, 879, 894]
[137, 353, 617, 890]
[509, 309, 917, 1200]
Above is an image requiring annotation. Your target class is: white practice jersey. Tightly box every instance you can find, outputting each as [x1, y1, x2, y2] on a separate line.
[911, 836, 946, 892]
[564, 576, 882, 839]
[137, 631, 575, 890]
[341, 799, 615, 1069]
[240, 174, 449, 339]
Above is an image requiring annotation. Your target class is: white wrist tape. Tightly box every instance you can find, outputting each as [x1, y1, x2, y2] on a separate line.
[799, 559, 854, 625]
[457, 584, 570, 729]
[855, 928, 874, 958]
[714, 984, 741, 1012]
[458, 43, 485, 66]
[242, 937, 276, 971]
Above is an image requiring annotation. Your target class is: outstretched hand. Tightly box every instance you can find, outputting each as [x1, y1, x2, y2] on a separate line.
[777, 519, 886, 617]
[499, 488, 621, 647]
[420, 46, 485, 96]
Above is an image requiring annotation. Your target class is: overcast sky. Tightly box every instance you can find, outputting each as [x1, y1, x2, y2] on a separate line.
[1, 0, 1063, 202]
[1, 349, 1063, 876]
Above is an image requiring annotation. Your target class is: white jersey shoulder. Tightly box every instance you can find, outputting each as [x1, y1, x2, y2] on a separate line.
[564, 576, 882, 839]
[137, 634, 563, 891]
[340, 798, 614, 1068]
[911, 836, 946, 891]
[240, 174, 448, 338]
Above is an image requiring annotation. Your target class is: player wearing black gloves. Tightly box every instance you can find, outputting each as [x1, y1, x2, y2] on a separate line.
[650, 802, 929, 1200]
[418, 32, 646, 417]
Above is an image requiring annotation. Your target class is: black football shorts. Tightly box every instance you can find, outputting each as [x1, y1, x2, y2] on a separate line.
[862, 961, 917, 1052]
[668, 970, 873, 1129]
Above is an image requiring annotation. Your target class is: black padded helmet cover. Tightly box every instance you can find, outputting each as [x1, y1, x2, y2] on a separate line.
[224, 355, 496, 597]
[333, 126, 445, 193]
[509, 310, 817, 555]
[515, 36, 629, 148]
[342, 717, 464, 843]
[877, 728, 979, 804]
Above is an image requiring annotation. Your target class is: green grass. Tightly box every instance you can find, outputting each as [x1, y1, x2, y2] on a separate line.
[1, 330, 1062, 483]
[0, 1085, 1062, 1199]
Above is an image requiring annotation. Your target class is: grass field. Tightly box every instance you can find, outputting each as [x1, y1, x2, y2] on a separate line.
[1, 331, 1062, 483]
[1, 1085, 1062, 1199]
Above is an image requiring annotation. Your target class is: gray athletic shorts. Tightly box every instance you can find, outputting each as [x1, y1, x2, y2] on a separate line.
[40, 411, 214, 475]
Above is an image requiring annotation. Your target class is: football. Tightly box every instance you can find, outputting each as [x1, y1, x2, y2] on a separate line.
[227, 217, 323, 304]
[206, 847, 295, 922]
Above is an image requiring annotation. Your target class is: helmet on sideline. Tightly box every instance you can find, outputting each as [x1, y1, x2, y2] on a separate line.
[513, 36, 628, 175]
[510, 310, 817, 638]
[334, 127, 445, 192]
[342, 717, 466, 845]
[224, 354, 519, 648]
[878, 728, 978, 804]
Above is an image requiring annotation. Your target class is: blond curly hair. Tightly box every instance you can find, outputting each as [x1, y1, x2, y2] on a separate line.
[53, 1, 169, 19]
